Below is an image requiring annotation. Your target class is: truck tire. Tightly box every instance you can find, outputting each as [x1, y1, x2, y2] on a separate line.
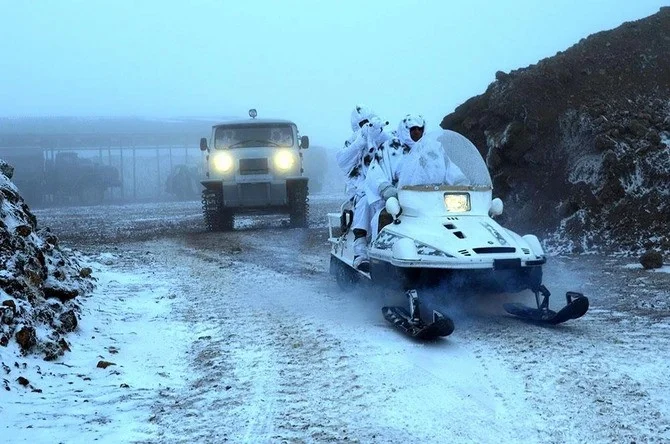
[202, 187, 234, 232]
[287, 180, 309, 228]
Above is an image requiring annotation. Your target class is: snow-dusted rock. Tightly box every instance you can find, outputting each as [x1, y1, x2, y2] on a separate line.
[1, 157, 94, 360]
[640, 250, 664, 269]
[0, 159, 14, 179]
[442, 7, 670, 254]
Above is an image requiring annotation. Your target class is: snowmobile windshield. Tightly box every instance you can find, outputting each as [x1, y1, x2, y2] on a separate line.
[397, 130, 492, 189]
[214, 125, 295, 149]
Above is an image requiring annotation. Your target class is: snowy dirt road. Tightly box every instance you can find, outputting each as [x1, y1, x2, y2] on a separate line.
[4, 196, 670, 443]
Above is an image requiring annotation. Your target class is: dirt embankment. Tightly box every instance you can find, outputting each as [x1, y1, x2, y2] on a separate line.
[442, 7, 670, 253]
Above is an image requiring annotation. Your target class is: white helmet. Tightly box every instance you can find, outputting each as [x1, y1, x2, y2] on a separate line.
[396, 114, 426, 147]
[350, 104, 376, 132]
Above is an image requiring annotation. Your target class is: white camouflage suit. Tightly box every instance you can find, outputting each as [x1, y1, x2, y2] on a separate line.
[335, 105, 390, 268]
[366, 114, 469, 232]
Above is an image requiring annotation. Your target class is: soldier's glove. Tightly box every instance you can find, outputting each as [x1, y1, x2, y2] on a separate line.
[363, 117, 390, 149]
[379, 182, 398, 201]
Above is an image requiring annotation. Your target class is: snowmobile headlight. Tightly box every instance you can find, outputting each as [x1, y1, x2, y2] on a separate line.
[444, 193, 471, 212]
[274, 150, 295, 171]
[212, 152, 234, 173]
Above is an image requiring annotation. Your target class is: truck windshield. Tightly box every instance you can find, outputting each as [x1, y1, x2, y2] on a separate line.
[214, 125, 294, 149]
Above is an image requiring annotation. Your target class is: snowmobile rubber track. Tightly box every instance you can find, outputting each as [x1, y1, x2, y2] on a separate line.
[503, 294, 589, 325]
[382, 306, 455, 340]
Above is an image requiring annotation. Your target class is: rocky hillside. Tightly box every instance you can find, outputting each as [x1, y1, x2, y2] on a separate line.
[1, 159, 94, 363]
[441, 7, 670, 253]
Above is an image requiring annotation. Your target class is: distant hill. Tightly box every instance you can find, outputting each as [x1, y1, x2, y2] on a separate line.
[442, 7, 670, 253]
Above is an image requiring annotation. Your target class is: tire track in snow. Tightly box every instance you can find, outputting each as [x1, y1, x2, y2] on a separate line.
[174, 234, 549, 442]
[148, 242, 372, 443]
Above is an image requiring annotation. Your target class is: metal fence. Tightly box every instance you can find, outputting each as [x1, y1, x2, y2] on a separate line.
[0, 133, 204, 206]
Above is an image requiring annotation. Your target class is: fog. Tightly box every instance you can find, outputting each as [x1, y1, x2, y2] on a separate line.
[1, 0, 665, 147]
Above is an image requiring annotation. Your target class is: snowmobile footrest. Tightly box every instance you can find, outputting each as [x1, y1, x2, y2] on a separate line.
[382, 307, 454, 339]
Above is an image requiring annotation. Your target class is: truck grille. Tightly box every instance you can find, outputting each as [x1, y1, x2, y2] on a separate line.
[239, 158, 269, 175]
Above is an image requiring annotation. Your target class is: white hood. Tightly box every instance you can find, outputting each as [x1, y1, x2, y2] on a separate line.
[396, 114, 425, 149]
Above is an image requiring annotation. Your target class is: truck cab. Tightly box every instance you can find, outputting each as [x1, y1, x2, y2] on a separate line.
[199, 111, 310, 231]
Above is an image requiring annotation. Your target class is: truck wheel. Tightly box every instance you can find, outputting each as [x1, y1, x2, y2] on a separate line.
[287, 180, 309, 228]
[218, 209, 234, 231]
[202, 188, 234, 232]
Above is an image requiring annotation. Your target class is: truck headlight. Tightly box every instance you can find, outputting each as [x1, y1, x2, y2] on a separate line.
[212, 152, 234, 172]
[274, 150, 295, 171]
[444, 193, 470, 212]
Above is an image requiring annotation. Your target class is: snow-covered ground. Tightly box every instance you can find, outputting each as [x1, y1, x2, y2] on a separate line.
[1, 252, 191, 442]
[3, 196, 670, 443]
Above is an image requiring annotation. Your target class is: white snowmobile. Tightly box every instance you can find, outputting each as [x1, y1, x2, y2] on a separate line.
[327, 130, 589, 339]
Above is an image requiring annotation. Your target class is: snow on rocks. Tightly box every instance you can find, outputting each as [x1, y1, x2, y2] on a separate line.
[441, 8, 670, 254]
[1, 158, 94, 363]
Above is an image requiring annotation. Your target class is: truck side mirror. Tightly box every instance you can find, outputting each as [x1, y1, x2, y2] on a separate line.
[200, 137, 209, 151]
[299, 135, 309, 149]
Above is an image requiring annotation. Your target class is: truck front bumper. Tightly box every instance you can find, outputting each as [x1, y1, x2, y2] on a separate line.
[201, 177, 307, 210]
[222, 181, 287, 208]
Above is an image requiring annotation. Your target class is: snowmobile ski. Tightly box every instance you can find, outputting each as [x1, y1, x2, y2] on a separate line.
[382, 306, 455, 339]
[503, 292, 589, 325]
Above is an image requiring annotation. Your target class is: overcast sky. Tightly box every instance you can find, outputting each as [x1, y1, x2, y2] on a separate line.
[0, 0, 666, 147]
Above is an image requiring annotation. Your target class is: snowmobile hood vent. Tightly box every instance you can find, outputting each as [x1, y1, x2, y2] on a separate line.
[458, 249, 471, 256]
[473, 247, 516, 254]
[522, 248, 530, 255]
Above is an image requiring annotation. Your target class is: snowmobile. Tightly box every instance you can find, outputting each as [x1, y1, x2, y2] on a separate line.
[327, 130, 589, 340]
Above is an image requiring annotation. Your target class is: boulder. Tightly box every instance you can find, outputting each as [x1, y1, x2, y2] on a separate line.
[15, 326, 37, 352]
[640, 250, 664, 269]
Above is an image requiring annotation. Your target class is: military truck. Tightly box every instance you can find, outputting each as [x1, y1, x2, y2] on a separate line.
[45, 152, 122, 205]
[199, 110, 309, 231]
[0, 148, 121, 206]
